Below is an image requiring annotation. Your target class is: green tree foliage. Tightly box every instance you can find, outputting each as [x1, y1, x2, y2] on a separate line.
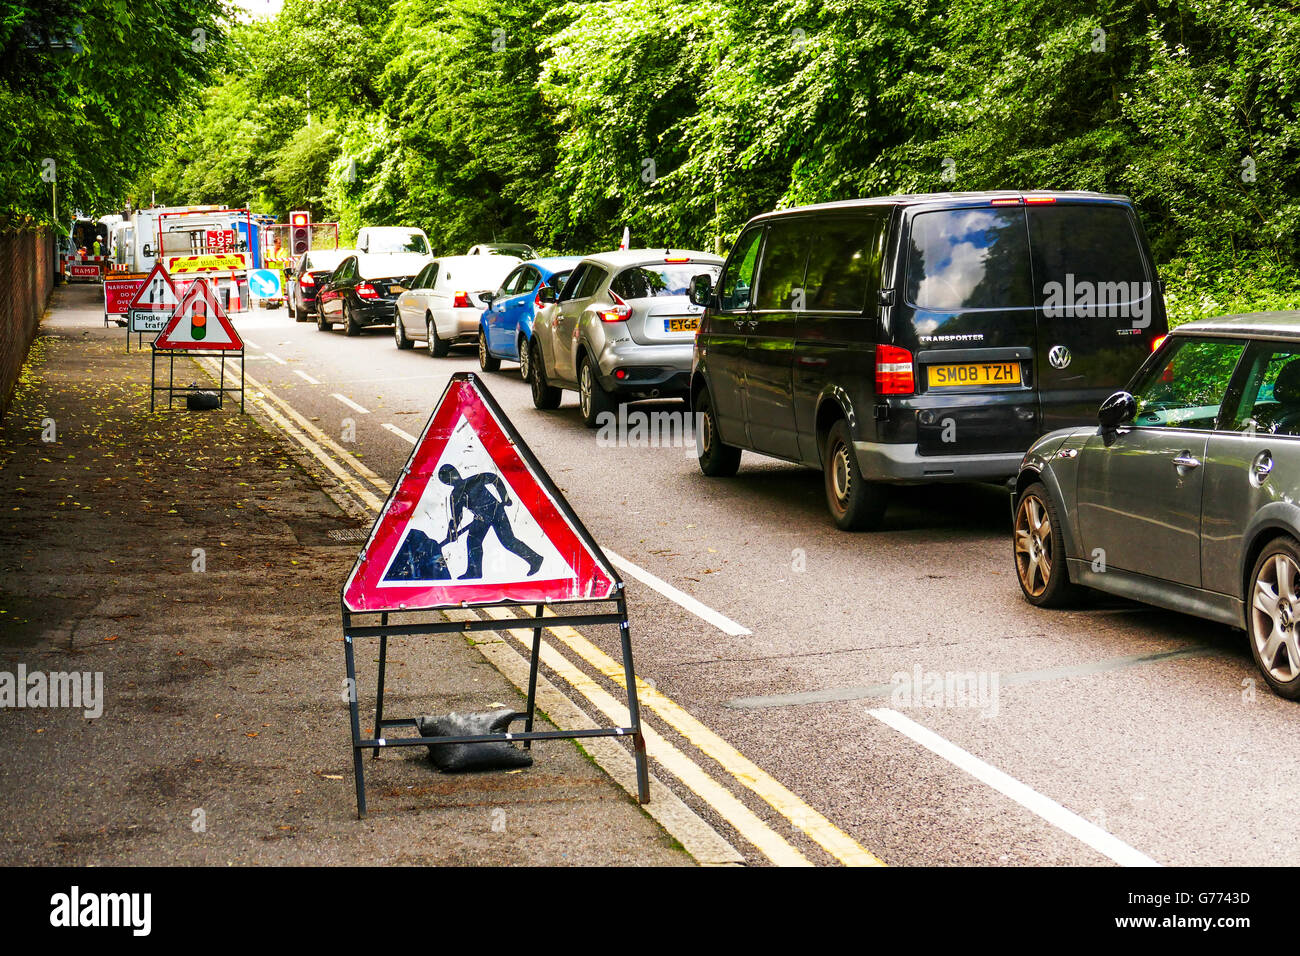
[1, 0, 225, 226]
[144, 0, 1300, 315]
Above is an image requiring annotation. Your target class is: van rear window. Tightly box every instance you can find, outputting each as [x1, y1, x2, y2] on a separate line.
[906, 208, 1032, 310]
[1028, 205, 1149, 313]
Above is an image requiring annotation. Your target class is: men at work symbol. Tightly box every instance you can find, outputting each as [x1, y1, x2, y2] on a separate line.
[438, 464, 543, 579]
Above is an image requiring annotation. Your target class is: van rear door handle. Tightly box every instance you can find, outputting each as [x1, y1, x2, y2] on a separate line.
[1172, 453, 1201, 469]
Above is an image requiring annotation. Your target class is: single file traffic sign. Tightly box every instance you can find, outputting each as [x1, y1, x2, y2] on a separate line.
[342, 373, 618, 612]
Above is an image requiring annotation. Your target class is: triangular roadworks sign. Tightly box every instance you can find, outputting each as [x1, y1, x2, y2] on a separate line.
[342, 373, 619, 612]
[153, 278, 244, 350]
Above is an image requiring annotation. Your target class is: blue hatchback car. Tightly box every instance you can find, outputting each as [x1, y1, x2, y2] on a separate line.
[478, 256, 581, 379]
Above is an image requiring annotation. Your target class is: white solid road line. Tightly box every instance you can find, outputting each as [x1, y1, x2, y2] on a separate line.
[868, 708, 1159, 867]
[263, 351, 288, 365]
[381, 423, 418, 444]
[604, 549, 751, 637]
[293, 369, 321, 385]
[331, 393, 371, 414]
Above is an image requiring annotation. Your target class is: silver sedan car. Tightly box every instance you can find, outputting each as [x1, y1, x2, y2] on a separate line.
[528, 249, 723, 426]
[1013, 312, 1300, 699]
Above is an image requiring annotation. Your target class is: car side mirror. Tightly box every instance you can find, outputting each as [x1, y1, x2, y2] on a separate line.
[537, 285, 557, 305]
[688, 274, 714, 307]
[1098, 390, 1136, 430]
[483, 293, 495, 305]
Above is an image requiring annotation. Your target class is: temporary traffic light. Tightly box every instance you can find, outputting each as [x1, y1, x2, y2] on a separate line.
[290, 211, 311, 256]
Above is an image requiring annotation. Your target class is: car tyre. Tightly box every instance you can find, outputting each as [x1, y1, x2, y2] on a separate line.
[578, 355, 614, 428]
[428, 314, 450, 357]
[394, 313, 413, 349]
[344, 301, 361, 337]
[823, 419, 887, 531]
[479, 328, 500, 371]
[695, 388, 741, 477]
[1013, 481, 1079, 607]
[518, 333, 531, 381]
[529, 340, 562, 410]
[1247, 536, 1300, 700]
[316, 307, 331, 331]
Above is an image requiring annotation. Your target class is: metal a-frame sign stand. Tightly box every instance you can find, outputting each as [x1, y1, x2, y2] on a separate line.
[340, 372, 649, 818]
[149, 277, 246, 412]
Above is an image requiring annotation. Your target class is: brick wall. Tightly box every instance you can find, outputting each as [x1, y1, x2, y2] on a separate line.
[0, 230, 56, 415]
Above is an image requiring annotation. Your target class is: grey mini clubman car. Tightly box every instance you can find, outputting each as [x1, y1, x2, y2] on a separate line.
[1013, 312, 1300, 699]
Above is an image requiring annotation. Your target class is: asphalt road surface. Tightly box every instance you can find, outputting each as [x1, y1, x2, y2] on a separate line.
[126, 293, 1300, 866]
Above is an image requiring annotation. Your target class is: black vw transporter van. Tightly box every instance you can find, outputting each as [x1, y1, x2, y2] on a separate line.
[688, 191, 1168, 530]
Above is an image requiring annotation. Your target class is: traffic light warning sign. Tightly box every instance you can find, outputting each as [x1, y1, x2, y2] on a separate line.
[154, 278, 244, 351]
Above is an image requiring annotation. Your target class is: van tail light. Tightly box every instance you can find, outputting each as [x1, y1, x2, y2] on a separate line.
[598, 291, 632, 323]
[990, 198, 1021, 205]
[875, 345, 914, 395]
[1150, 333, 1167, 352]
[356, 282, 378, 299]
[452, 291, 474, 309]
[1024, 196, 1057, 204]
[300, 272, 316, 287]
[664, 256, 691, 263]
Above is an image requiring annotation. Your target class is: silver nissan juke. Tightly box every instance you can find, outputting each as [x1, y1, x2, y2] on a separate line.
[1013, 312, 1300, 700]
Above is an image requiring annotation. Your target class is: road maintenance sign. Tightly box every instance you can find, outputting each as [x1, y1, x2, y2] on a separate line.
[154, 278, 244, 350]
[338, 372, 646, 818]
[166, 252, 247, 273]
[126, 262, 181, 333]
[247, 268, 282, 299]
[342, 373, 618, 612]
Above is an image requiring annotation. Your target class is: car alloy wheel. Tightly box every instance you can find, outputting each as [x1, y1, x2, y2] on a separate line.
[579, 362, 593, 421]
[478, 329, 500, 371]
[518, 334, 531, 381]
[1249, 544, 1300, 695]
[529, 341, 561, 410]
[1014, 493, 1054, 598]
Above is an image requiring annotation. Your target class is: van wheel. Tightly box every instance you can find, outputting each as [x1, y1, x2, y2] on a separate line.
[823, 419, 887, 531]
[344, 302, 361, 337]
[1247, 537, 1300, 700]
[579, 356, 614, 427]
[530, 340, 562, 409]
[695, 389, 740, 477]
[1013, 482, 1078, 607]
[479, 328, 500, 371]
[428, 314, 449, 357]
